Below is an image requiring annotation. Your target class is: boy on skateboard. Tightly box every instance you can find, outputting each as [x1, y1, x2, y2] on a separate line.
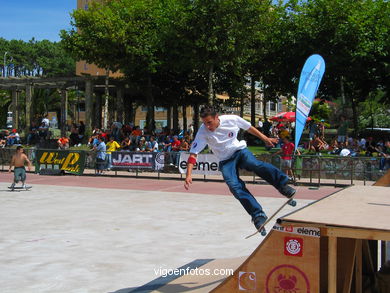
[184, 106, 296, 232]
[9, 146, 32, 190]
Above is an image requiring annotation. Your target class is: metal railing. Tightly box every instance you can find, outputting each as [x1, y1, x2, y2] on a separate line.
[0, 148, 386, 186]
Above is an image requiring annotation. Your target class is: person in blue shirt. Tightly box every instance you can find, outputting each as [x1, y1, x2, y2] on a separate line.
[94, 136, 106, 175]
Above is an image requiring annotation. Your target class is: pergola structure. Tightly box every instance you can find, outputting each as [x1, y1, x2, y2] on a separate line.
[0, 76, 131, 136]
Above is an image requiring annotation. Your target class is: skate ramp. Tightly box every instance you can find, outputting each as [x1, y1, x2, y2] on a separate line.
[374, 169, 390, 187]
[212, 186, 390, 293]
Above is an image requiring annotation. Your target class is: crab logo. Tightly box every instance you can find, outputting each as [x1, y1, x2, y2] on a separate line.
[284, 237, 303, 257]
[238, 271, 256, 291]
[275, 274, 298, 293]
[266, 264, 310, 293]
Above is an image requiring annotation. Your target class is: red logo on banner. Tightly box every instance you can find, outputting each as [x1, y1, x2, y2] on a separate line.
[284, 237, 303, 257]
[285, 226, 293, 232]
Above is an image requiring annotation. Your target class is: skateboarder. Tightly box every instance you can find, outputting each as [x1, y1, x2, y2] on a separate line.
[184, 106, 296, 231]
[9, 146, 32, 190]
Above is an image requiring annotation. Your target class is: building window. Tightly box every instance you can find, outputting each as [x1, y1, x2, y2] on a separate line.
[141, 106, 166, 112]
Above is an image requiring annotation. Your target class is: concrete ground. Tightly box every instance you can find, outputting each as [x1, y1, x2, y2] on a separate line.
[0, 173, 339, 293]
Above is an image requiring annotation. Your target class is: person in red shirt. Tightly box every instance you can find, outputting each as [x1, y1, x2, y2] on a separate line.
[169, 136, 181, 167]
[274, 136, 300, 179]
[57, 136, 69, 150]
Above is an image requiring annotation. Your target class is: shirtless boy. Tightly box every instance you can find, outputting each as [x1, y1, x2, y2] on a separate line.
[9, 146, 32, 190]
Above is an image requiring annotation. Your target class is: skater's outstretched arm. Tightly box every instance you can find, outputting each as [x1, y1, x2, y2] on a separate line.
[246, 126, 277, 147]
[184, 153, 197, 190]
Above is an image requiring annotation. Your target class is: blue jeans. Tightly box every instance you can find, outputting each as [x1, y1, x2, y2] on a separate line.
[219, 148, 288, 221]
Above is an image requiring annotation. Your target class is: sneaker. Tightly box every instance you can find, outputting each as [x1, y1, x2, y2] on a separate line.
[279, 184, 296, 198]
[253, 214, 268, 231]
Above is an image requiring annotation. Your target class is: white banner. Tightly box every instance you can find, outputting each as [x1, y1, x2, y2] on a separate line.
[273, 223, 320, 238]
[179, 153, 221, 175]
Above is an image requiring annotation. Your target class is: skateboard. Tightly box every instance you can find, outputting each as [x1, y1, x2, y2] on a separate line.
[8, 186, 32, 191]
[245, 194, 297, 239]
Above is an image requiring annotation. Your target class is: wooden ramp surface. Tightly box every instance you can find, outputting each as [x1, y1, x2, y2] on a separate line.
[279, 186, 390, 232]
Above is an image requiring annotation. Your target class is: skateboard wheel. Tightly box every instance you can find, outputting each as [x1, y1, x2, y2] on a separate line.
[288, 200, 297, 207]
[260, 229, 267, 236]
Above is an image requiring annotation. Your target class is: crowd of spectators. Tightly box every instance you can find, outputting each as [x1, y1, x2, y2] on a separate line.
[85, 122, 194, 172]
[260, 117, 390, 172]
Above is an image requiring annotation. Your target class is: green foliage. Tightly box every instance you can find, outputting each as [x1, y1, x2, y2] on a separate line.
[309, 101, 331, 122]
[0, 37, 75, 77]
[358, 90, 390, 129]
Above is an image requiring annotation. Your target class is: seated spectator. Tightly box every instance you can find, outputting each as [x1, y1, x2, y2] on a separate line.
[179, 137, 189, 152]
[0, 130, 7, 148]
[106, 136, 121, 170]
[38, 122, 49, 141]
[329, 137, 340, 154]
[308, 134, 326, 154]
[27, 121, 39, 145]
[163, 135, 173, 152]
[121, 136, 132, 151]
[136, 137, 147, 152]
[57, 136, 70, 150]
[7, 129, 20, 145]
[146, 136, 159, 152]
[78, 121, 86, 143]
[69, 123, 79, 146]
[365, 137, 376, 156]
[358, 136, 366, 152]
[121, 123, 133, 137]
[379, 140, 390, 171]
[169, 136, 181, 166]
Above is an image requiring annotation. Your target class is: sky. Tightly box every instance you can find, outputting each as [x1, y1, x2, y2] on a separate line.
[0, 0, 75, 42]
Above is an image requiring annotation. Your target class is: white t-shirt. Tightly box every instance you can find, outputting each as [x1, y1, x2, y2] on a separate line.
[190, 115, 251, 162]
[42, 118, 50, 128]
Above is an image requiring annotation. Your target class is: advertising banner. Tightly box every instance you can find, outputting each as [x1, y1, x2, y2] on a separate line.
[179, 153, 221, 175]
[111, 151, 164, 170]
[36, 150, 86, 175]
[295, 54, 326, 150]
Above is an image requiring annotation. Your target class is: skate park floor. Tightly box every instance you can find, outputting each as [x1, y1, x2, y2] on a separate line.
[0, 173, 340, 292]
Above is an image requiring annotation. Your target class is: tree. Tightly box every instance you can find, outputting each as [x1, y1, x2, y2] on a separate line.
[287, 0, 390, 131]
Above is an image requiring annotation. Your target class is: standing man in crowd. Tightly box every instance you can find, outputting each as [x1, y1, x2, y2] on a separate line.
[9, 146, 32, 190]
[94, 136, 106, 175]
[184, 106, 296, 233]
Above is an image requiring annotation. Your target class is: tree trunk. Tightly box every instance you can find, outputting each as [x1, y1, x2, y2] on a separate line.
[351, 96, 358, 136]
[25, 83, 33, 135]
[173, 102, 179, 134]
[182, 105, 187, 132]
[103, 73, 109, 129]
[240, 96, 244, 118]
[116, 87, 124, 123]
[193, 103, 199, 135]
[94, 93, 102, 129]
[145, 75, 155, 132]
[166, 106, 172, 130]
[208, 64, 214, 105]
[340, 76, 346, 107]
[84, 78, 93, 135]
[250, 76, 256, 126]
[60, 89, 68, 137]
[262, 87, 268, 120]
